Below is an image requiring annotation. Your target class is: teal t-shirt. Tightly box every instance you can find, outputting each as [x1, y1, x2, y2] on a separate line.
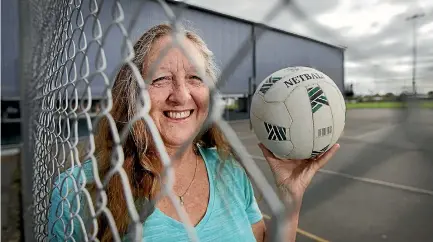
[48, 146, 263, 241]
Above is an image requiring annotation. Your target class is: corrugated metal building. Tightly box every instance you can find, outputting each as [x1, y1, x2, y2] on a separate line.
[1, 0, 345, 143]
[2, 0, 345, 99]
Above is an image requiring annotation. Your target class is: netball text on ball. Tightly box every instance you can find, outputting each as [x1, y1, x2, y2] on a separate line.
[283, 72, 325, 87]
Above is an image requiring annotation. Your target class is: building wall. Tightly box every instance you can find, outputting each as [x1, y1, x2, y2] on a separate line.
[1, 0, 20, 98]
[1, 0, 344, 98]
[255, 26, 345, 92]
[70, 0, 254, 97]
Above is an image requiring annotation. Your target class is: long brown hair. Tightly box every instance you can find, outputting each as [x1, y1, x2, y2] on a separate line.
[90, 23, 234, 241]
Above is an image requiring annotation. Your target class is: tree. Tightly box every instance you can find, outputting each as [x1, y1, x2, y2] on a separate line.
[397, 92, 409, 102]
[344, 83, 354, 98]
[428, 91, 433, 98]
[383, 92, 395, 101]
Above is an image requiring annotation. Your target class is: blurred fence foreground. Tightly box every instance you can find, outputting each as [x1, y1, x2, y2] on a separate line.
[13, 0, 433, 241]
[18, 0, 297, 241]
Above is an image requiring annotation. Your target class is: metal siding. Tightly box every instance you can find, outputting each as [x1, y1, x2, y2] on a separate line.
[76, 0, 253, 97]
[255, 28, 344, 92]
[178, 7, 254, 95]
[3, 0, 344, 99]
[1, 0, 20, 98]
[307, 40, 345, 91]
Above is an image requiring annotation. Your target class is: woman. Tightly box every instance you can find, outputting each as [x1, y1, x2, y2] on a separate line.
[48, 23, 339, 242]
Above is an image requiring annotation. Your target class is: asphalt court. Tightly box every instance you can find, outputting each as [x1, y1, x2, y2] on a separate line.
[2, 109, 432, 241]
[230, 109, 433, 242]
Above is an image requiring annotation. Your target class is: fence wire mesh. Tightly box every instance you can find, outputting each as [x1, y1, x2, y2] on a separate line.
[18, 0, 432, 241]
[23, 0, 289, 241]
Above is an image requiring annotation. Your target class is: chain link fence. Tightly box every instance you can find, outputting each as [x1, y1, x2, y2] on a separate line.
[17, 0, 432, 241]
[20, 0, 293, 241]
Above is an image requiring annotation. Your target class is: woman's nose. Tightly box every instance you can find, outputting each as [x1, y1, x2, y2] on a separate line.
[168, 79, 190, 105]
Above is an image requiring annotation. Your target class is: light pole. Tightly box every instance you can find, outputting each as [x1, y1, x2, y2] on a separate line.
[406, 13, 425, 96]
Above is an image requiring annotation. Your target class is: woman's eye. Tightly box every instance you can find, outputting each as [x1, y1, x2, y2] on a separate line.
[189, 75, 203, 82]
[152, 76, 171, 83]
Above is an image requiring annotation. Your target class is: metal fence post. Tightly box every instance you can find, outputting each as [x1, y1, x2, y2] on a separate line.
[248, 77, 253, 130]
[19, 0, 35, 241]
[250, 24, 257, 131]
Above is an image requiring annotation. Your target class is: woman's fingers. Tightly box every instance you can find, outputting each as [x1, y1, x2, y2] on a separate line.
[310, 143, 340, 171]
[258, 143, 276, 159]
[258, 142, 340, 173]
[258, 143, 304, 170]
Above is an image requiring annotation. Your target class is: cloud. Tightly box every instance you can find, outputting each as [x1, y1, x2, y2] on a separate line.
[187, 0, 433, 94]
[420, 21, 433, 35]
[315, 1, 408, 38]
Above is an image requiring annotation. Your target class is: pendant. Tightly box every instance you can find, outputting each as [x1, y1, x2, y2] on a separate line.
[179, 196, 184, 205]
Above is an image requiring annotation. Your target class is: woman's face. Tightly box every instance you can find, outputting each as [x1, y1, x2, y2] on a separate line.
[145, 35, 210, 148]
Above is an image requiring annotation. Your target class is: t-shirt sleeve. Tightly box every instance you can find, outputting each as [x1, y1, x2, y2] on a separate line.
[48, 169, 88, 241]
[48, 173, 74, 241]
[240, 167, 263, 224]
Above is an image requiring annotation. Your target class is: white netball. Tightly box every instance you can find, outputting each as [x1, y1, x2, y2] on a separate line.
[250, 66, 346, 160]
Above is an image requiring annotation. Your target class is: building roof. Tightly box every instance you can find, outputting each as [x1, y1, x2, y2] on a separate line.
[166, 0, 347, 51]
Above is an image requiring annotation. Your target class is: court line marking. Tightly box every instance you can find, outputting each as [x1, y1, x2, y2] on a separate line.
[262, 213, 330, 242]
[262, 213, 271, 220]
[237, 132, 425, 153]
[228, 119, 249, 124]
[1, 148, 21, 157]
[318, 169, 433, 196]
[250, 155, 433, 196]
[239, 134, 257, 140]
[297, 228, 330, 242]
[351, 124, 399, 139]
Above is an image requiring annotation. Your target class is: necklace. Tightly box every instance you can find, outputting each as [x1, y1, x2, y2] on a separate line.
[178, 155, 199, 206]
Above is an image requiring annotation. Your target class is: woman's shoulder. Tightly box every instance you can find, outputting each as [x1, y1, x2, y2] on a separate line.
[52, 160, 95, 192]
[198, 145, 247, 179]
[48, 160, 94, 241]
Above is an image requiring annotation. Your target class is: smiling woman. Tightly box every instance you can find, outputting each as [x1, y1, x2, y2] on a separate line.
[47, 22, 339, 242]
[146, 33, 211, 151]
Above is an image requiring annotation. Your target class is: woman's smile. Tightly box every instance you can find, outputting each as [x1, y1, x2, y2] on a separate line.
[163, 109, 194, 121]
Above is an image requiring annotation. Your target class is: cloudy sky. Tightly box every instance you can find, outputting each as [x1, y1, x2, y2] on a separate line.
[187, 0, 433, 95]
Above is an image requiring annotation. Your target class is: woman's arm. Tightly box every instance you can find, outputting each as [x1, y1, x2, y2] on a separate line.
[252, 211, 300, 242]
[251, 198, 300, 242]
[252, 219, 266, 242]
[254, 143, 340, 242]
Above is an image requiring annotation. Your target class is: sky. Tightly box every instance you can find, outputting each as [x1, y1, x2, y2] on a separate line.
[186, 0, 433, 95]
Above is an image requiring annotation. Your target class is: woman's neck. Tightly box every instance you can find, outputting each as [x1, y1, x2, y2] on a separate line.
[164, 143, 197, 169]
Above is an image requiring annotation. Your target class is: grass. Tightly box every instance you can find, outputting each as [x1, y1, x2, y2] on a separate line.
[346, 101, 433, 109]
[226, 103, 239, 110]
[421, 101, 433, 108]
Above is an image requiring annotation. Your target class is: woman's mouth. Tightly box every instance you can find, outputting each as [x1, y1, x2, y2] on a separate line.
[163, 110, 194, 120]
